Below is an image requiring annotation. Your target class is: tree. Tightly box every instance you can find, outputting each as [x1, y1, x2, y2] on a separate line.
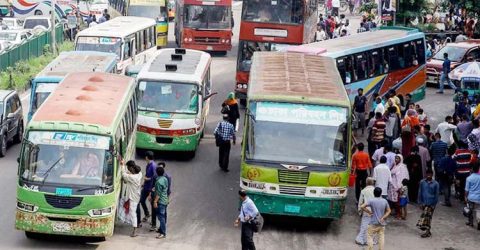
[396, 0, 430, 26]
[450, 0, 480, 18]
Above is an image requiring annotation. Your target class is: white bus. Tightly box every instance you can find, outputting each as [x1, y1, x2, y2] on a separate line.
[75, 16, 157, 73]
[135, 48, 214, 158]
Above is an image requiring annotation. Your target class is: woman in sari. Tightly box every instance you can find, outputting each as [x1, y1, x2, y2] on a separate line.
[401, 109, 419, 158]
[388, 154, 410, 218]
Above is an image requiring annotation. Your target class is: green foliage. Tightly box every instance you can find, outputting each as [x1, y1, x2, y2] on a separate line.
[359, 2, 378, 14]
[0, 42, 74, 90]
[397, 0, 430, 25]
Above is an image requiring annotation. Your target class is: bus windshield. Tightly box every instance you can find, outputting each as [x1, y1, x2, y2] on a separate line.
[128, 5, 168, 22]
[246, 102, 348, 168]
[184, 5, 231, 29]
[238, 41, 290, 71]
[242, 0, 304, 24]
[138, 81, 198, 114]
[20, 131, 113, 187]
[76, 36, 122, 59]
[31, 83, 58, 114]
[433, 45, 467, 62]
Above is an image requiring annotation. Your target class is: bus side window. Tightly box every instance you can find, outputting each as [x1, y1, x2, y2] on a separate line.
[416, 39, 426, 64]
[124, 41, 131, 59]
[354, 53, 367, 81]
[336, 57, 347, 84]
[367, 50, 381, 77]
[135, 32, 140, 54]
[387, 46, 398, 71]
[402, 43, 412, 68]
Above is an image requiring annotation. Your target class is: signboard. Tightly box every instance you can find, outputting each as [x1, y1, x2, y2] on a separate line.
[29, 131, 110, 150]
[77, 37, 119, 45]
[254, 28, 288, 38]
[255, 102, 347, 126]
[379, 0, 396, 22]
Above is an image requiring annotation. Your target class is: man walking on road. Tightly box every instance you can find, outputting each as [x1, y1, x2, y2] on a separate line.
[374, 156, 392, 199]
[465, 163, 480, 229]
[361, 187, 391, 250]
[352, 143, 372, 201]
[417, 169, 440, 238]
[141, 151, 157, 231]
[153, 167, 169, 239]
[437, 53, 457, 93]
[214, 114, 236, 172]
[235, 190, 259, 250]
[437, 147, 457, 207]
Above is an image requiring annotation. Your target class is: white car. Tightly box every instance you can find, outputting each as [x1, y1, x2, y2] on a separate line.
[0, 30, 32, 46]
[23, 16, 52, 31]
[2, 18, 23, 30]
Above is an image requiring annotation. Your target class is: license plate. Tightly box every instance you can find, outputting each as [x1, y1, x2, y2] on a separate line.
[284, 204, 300, 213]
[206, 46, 213, 51]
[52, 222, 71, 232]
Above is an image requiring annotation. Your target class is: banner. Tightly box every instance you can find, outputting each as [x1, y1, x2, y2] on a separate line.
[378, 0, 396, 21]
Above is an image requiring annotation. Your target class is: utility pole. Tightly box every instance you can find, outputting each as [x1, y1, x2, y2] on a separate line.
[50, 0, 56, 53]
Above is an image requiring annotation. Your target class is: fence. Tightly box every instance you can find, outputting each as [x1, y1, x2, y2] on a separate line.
[0, 25, 64, 72]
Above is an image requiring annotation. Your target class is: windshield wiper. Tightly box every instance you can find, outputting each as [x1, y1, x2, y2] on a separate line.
[39, 156, 63, 188]
[77, 184, 112, 192]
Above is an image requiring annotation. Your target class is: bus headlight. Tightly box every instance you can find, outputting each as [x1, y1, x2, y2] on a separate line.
[184, 38, 188, 42]
[242, 84, 248, 89]
[221, 39, 225, 43]
[17, 200, 38, 213]
[88, 206, 113, 217]
[188, 38, 192, 42]
[226, 39, 230, 44]
[236, 84, 242, 89]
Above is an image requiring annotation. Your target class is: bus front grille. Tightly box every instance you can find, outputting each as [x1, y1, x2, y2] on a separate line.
[278, 170, 309, 184]
[44, 194, 83, 209]
[157, 119, 173, 128]
[194, 37, 220, 44]
[279, 185, 306, 196]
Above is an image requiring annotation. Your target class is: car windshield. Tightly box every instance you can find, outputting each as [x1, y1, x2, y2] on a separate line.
[184, 5, 231, 29]
[24, 19, 49, 29]
[433, 45, 468, 62]
[20, 131, 113, 187]
[138, 81, 198, 114]
[0, 32, 17, 41]
[76, 36, 122, 59]
[237, 41, 290, 71]
[31, 83, 58, 114]
[242, 0, 304, 24]
[246, 102, 348, 168]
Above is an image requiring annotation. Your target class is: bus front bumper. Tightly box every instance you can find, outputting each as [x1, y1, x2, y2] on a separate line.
[246, 191, 346, 219]
[15, 209, 114, 237]
[182, 43, 232, 52]
[136, 131, 200, 152]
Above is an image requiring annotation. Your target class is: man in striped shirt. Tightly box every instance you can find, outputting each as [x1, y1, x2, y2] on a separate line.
[370, 112, 386, 151]
[453, 142, 473, 199]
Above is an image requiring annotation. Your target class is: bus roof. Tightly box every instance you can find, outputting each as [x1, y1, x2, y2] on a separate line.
[36, 51, 117, 79]
[248, 52, 349, 105]
[301, 27, 424, 57]
[76, 16, 156, 38]
[31, 72, 135, 128]
[137, 48, 211, 83]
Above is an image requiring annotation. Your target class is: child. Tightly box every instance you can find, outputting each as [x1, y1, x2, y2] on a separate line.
[399, 179, 409, 220]
[418, 108, 428, 126]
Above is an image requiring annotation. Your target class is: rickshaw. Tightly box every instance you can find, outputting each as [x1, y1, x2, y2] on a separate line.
[453, 76, 480, 114]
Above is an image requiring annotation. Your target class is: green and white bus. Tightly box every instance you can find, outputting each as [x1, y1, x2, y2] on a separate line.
[135, 48, 213, 158]
[240, 52, 352, 219]
[16, 72, 137, 238]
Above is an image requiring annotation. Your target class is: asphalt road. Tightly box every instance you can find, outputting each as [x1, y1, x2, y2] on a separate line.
[0, 5, 478, 250]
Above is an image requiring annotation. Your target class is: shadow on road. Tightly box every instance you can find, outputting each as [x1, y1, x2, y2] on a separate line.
[262, 214, 334, 233]
[20, 232, 101, 248]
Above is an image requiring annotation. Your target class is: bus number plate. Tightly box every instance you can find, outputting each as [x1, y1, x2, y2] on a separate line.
[284, 204, 300, 214]
[52, 222, 71, 232]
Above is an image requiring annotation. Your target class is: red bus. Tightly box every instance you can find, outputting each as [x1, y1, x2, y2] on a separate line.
[236, 0, 318, 103]
[174, 0, 233, 54]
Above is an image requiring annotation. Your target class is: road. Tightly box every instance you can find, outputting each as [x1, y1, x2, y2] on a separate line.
[0, 5, 478, 250]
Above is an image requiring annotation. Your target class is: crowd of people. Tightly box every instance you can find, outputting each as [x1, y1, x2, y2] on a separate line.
[351, 88, 480, 248]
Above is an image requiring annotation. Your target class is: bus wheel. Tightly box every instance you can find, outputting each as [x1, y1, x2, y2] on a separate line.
[186, 150, 196, 160]
[25, 231, 39, 239]
[219, 51, 227, 56]
[240, 99, 247, 107]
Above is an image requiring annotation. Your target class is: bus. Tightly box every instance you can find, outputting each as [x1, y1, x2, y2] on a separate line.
[16, 72, 137, 238]
[126, 0, 169, 48]
[240, 52, 351, 219]
[174, 0, 233, 53]
[135, 48, 213, 158]
[297, 26, 427, 102]
[75, 16, 157, 73]
[10, 0, 76, 18]
[27, 51, 117, 121]
[235, 0, 318, 103]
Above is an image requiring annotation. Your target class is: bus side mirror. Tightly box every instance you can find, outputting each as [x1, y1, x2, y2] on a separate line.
[204, 92, 217, 102]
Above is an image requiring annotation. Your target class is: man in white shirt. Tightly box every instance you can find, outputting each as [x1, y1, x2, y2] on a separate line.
[331, 0, 340, 17]
[373, 156, 392, 198]
[372, 146, 385, 166]
[435, 116, 457, 146]
[374, 97, 385, 115]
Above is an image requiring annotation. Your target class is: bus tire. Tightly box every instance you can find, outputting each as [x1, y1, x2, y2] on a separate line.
[25, 231, 39, 239]
[219, 51, 227, 56]
[240, 98, 247, 106]
[186, 150, 196, 159]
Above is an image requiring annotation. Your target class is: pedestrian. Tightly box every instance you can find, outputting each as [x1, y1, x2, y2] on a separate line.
[399, 179, 409, 220]
[430, 133, 448, 173]
[157, 162, 172, 224]
[437, 53, 457, 93]
[437, 147, 457, 207]
[153, 166, 169, 239]
[98, 13, 107, 23]
[356, 177, 376, 246]
[456, 115, 473, 145]
[370, 112, 386, 151]
[234, 190, 259, 250]
[455, 98, 471, 118]
[401, 109, 419, 158]
[140, 151, 157, 231]
[360, 187, 392, 250]
[387, 154, 409, 218]
[214, 114, 236, 172]
[372, 142, 386, 167]
[122, 160, 142, 237]
[465, 163, 480, 229]
[352, 143, 373, 201]
[418, 108, 428, 126]
[384, 144, 396, 169]
[467, 119, 480, 151]
[417, 138, 432, 178]
[374, 156, 392, 199]
[222, 92, 240, 129]
[331, 0, 340, 17]
[417, 169, 439, 238]
[374, 97, 385, 115]
[86, 14, 93, 26]
[402, 94, 413, 117]
[103, 9, 111, 20]
[453, 143, 472, 200]
[435, 116, 457, 147]
[405, 146, 423, 203]
[384, 107, 400, 148]
[353, 88, 368, 136]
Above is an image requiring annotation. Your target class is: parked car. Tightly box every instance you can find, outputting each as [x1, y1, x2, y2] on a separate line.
[426, 40, 480, 85]
[0, 90, 24, 157]
[0, 30, 32, 46]
[2, 17, 22, 30]
[23, 16, 51, 31]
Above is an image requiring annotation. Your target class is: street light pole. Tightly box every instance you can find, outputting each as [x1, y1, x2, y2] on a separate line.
[51, 0, 56, 53]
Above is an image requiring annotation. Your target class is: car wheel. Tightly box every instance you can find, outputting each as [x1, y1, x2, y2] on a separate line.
[14, 121, 24, 144]
[0, 134, 7, 157]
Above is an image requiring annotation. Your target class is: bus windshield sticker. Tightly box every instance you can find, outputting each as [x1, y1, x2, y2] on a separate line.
[100, 37, 119, 44]
[161, 85, 172, 94]
[255, 102, 347, 126]
[139, 81, 147, 91]
[29, 131, 110, 150]
[55, 187, 72, 196]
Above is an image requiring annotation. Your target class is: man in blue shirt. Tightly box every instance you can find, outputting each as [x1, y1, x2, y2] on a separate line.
[437, 148, 457, 207]
[417, 169, 439, 238]
[235, 190, 259, 250]
[437, 53, 457, 94]
[140, 151, 157, 231]
[465, 163, 480, 228]
[360, 187, 391, 250]
[430, 133, 448, 171]
[214, 114, 236, 172]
